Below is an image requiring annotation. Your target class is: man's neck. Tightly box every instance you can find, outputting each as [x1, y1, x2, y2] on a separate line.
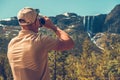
[21, 26, 38, 33]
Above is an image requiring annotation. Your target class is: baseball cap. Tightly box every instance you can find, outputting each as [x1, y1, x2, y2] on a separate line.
[17, 7, 38, 26]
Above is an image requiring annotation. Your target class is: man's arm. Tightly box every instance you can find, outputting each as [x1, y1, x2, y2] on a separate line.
[43, 16, 74, 51]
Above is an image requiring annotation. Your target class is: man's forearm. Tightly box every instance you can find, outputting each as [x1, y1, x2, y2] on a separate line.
[51, 26, 74, 50]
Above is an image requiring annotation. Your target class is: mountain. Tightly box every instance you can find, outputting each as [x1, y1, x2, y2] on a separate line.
[0, 17, 19, 26]
[1, 4, 120, 34]
[0, 4, 120, 51]
[50, 13, 84, 32]
[104, 4, 120, 33]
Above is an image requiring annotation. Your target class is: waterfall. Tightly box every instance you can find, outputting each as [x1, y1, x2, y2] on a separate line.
[83, 15, 105, 50]
[87, 16, 92, 39]
[91, 16, 95, 32]
[83, 16, 96, 39]
[83, 16, 86, 32]
[87, 16, 90, 32]
[86, 16, 95, 40]
[83, 16, 91, 32]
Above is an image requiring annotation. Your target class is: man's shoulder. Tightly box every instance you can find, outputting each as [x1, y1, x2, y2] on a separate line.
[10, 36, 18, 41]
[8, 36, 20, 45]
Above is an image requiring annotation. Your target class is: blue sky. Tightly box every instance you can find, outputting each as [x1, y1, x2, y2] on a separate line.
[0, 0, 120, 19]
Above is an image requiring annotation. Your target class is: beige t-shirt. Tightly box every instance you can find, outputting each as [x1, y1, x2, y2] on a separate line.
[7, 30, 59, 80]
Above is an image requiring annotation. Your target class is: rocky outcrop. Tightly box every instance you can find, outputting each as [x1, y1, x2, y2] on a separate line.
[92, 32, 120, 50]
[0, 17, 19, 26]
[104, 4, 120, 33]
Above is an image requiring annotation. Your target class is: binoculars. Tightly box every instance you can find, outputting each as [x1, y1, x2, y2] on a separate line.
[39, 17, 45, 25]
[35, 9, 45, 25]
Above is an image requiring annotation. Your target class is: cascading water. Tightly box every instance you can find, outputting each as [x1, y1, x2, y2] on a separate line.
[83, 16, 86, 30]
[83, 15, 105, 50]
[87, 16, 91, 38]
[84, 16, 94, 39]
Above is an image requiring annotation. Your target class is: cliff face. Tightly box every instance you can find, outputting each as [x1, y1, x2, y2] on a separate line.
[104, 4, 120, 33]
[83, 14, 106, 33]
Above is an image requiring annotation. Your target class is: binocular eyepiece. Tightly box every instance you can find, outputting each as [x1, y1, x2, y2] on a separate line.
[35, 9, 45, 25]
[39, 17, 45, 25]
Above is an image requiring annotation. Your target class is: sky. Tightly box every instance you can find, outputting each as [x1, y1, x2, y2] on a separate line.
[0, 0, 120, 19]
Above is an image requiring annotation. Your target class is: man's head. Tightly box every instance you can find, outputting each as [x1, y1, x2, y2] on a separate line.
[17, 7, 38, 26]
[17, 7, 43, 33]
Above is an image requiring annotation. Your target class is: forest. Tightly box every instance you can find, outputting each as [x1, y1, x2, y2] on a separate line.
[0, 28, 120, 80]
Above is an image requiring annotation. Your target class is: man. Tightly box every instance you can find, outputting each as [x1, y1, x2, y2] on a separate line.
[7, 7, 74, 80]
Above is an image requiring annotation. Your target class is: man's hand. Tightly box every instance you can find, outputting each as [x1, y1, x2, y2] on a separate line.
[43, 16, 55, 29]
[43, 16, 57, 32]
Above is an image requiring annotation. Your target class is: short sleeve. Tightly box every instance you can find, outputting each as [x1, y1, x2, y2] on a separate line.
[40, 35, 59, 51]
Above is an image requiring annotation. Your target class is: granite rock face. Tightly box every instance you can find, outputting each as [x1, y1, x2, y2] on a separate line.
[104, 4, 120, 33]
